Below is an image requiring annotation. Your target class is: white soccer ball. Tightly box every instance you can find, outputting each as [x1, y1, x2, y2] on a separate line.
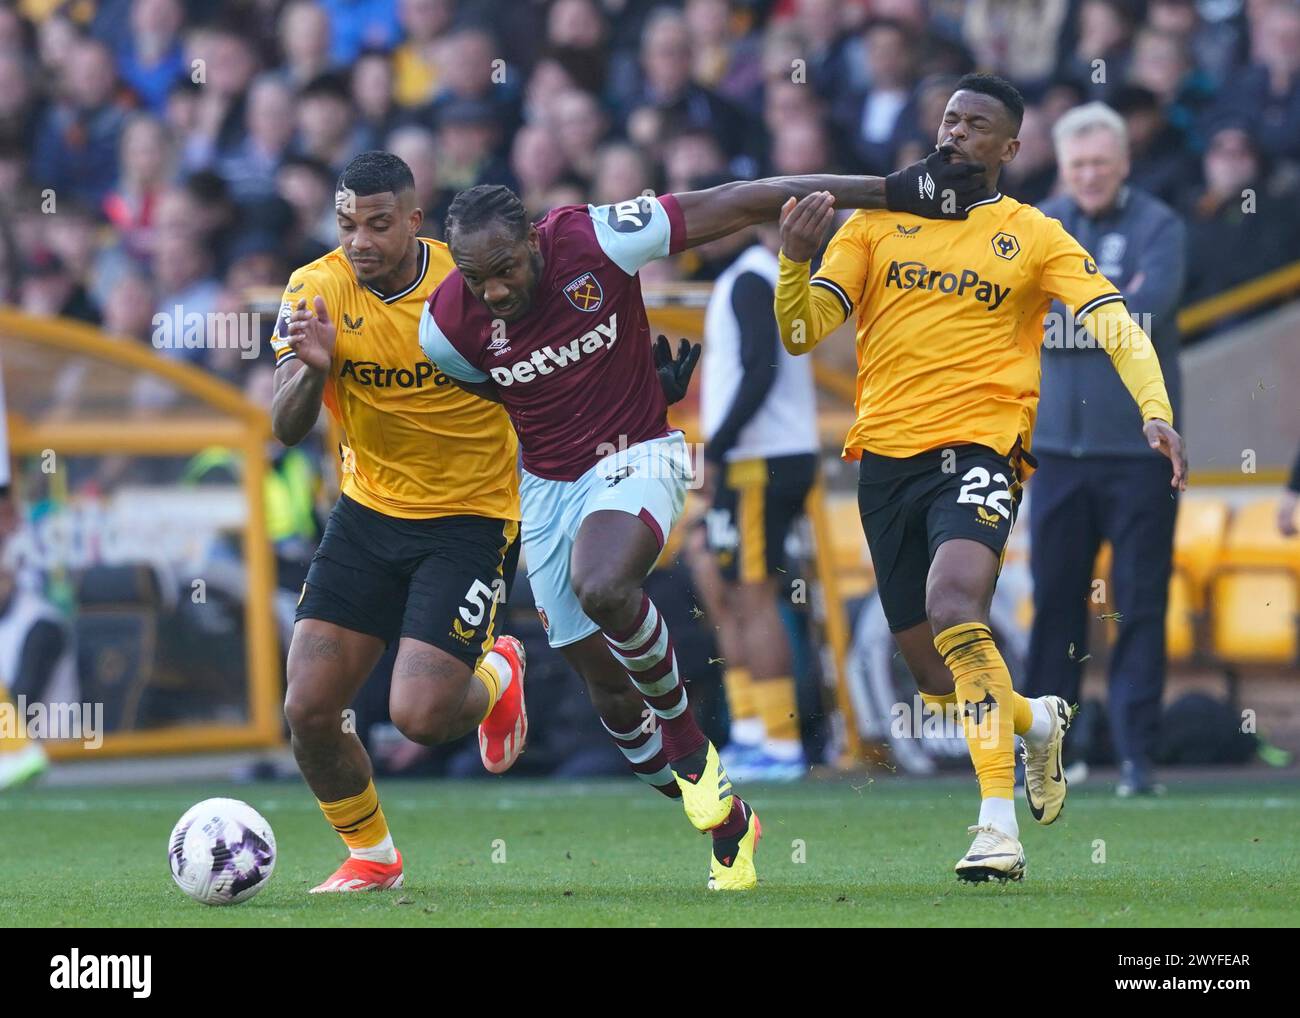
[168, 797, 277, 906]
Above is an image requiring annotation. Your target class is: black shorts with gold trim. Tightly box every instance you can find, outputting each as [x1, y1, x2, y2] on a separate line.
[296, 494, 520, 667]
[706, 453, 817, 583]
[857, 443, 1026, 633]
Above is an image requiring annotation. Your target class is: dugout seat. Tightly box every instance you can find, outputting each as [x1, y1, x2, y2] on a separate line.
[1208, 570, 1298, 664]
[1217, 497, 1300, 574]
[1205, 496, 1300, 667]
[1172, 496, 1230, 608]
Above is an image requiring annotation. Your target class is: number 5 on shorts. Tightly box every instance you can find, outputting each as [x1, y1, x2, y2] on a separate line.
[459, 579, 497, 626]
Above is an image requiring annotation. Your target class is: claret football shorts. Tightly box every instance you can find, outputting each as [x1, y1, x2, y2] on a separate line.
[521, 431, 690, 648]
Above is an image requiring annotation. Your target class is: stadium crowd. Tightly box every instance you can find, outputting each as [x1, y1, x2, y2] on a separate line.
[1, 0, 1299, 391]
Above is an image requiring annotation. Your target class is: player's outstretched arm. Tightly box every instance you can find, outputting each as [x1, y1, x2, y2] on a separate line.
[672, 146, 987, 247]
[1083, 302, 1187, 490]
[773, 192, 854, 356]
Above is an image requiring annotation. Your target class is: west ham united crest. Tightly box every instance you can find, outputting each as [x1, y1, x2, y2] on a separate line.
[563, 271, 603, 313]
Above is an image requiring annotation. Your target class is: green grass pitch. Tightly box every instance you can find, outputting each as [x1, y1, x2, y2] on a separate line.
[3, 776, 1296, 927]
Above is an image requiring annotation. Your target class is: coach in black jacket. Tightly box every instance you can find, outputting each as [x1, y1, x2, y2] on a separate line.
[1026, 102, 1185, 797]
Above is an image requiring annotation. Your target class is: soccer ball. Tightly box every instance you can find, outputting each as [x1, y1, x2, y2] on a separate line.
[168, 798, 277, 906]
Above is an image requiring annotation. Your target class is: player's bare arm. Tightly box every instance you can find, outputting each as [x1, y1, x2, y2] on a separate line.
[672, 147, 988, 247]
[271, 295, 333, 446]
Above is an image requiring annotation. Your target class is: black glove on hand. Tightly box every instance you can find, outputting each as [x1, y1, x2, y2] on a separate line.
[884, 145, 988, 220]
[654, 334, 701, 405]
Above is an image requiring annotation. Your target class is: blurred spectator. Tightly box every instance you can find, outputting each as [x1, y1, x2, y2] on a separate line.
[180, 28, 259, 169]
[0, 0, 1292, 524]
[22, 251, 100, 324]
[392, 0, 454, 107]
[660, 127, 727, 193]
[547, 0, 612, 96]
[296, 72, 367, 177]
[1064, 0, 1138, 101]
[102, 266, 158, 344]
[894, 72, 959, 166]
[686, 0, 764, 105]
[278, 0, 333, 89]
[103, 114, 173, 260]
[1000, 104, 1057, 204]
[1128, 27, 1214, 142]
[591, 142, 655, 207]
[118, 0, 187, 114]
[352, 48, 401, 148]
[836, 18, 918, 175]
[548, 89, 609, 184]
[962, 0, 1071, 89]
[318, 0, 400, 65]
[511, 124, 569, 213]
[1110, 85, 1196, 206]
[208, 76, 296, 204]
[275, 154, 337, 260]
[152, 228, 222, 364]
[1212, 0, 1300, 162]
[0, 52, 38, 153]
[770, 117, 834, 178]
[31, 35, 129, 204]
[622, 8, 755, 170]
[433, 97, 512, 194]
[385, 124, 442, 224]
[1182, 121, 1300, 303]
[427, 27, 518, 128]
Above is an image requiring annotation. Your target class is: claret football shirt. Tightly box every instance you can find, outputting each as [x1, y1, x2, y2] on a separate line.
[420, 196, 688, 481]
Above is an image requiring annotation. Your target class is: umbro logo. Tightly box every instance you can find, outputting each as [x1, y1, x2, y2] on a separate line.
[487, 333, 510, 355]
[342, 313, 364, 332]
[919, 173, 935, 201]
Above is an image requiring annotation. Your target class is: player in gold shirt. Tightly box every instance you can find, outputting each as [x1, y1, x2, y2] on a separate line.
[775, 75, 1187, 883]
[270, 153, 528, 893]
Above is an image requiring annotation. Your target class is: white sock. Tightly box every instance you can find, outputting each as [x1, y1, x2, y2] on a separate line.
[979, 797, 1018, 840]
[1025, 698, 1054, 745]
[483, 650, 512, 694]
[730, 717, 764, 747]
[762, 737, 804, 762]
[350, 832, 398, 865]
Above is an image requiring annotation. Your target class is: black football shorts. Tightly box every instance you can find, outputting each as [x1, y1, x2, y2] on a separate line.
[857, 443, 1026, 632]
[706, 453, 817, 582]
[296, 494, 520, 667]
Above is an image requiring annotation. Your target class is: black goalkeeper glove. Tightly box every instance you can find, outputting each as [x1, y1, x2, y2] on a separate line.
[884, 145, 989, 220]
[654, 334, 701, 405]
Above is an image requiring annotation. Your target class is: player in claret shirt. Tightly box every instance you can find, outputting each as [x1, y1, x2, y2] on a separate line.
[420, 153, 984, 890]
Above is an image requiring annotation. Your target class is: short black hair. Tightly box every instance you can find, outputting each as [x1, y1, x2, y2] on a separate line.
[337, 151, 415, 199]
[445, 184, 529, 244]
[953, 73, 1025, 134]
